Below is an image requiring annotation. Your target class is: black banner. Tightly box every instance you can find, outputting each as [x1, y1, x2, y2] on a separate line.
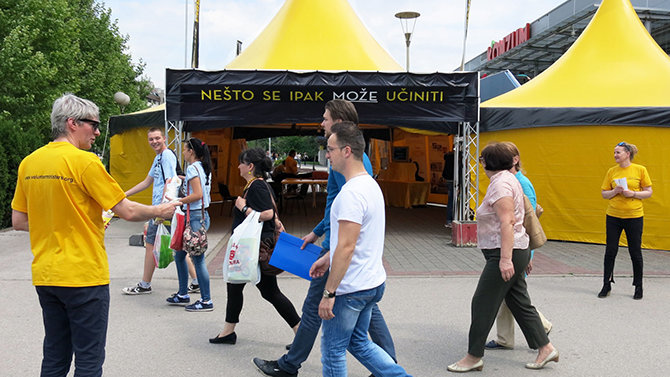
[166, 70, 479, 134]
[481, 106, 670, 132]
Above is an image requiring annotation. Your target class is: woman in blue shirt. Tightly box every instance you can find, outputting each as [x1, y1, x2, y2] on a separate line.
[166, 137, 213, 311]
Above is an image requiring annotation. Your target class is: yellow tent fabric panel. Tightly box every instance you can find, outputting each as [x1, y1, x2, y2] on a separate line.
[483, 0, 670, 108]
[226, 0, 402, 71]
[110, 127, 154, 205]
[479, 126, 670, 250]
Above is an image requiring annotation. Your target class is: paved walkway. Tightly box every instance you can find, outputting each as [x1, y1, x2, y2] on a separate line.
[1, 204, 669, 376]
[205, 204, 670, 279]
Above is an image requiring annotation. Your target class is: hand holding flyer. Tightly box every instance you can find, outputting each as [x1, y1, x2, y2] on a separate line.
[614, 177, 628, 190]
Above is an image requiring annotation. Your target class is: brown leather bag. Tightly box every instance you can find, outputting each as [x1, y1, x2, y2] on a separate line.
[258, 181, 284, 276]
[523, 195, 547, 249]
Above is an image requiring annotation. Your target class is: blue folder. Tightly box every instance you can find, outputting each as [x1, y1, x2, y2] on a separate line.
[269, 232, 322, 280]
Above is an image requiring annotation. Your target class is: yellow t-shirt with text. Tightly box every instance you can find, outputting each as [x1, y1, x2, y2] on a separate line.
[600, 163, 651, 218]
[11, 142, 126, 287]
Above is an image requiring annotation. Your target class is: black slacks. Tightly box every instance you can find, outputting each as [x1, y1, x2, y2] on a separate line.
[468, 248, 549, 357]
[36, 285, 110, 377]
[604, 215, 644, 286]
[225, 273, 300, 327]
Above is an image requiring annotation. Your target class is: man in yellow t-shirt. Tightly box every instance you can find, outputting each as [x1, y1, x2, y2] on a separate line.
[11, 94, 180, 376]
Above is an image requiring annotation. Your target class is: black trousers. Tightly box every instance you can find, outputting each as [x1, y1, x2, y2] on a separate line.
[604, 215, 644, 286]
[36, 285, 110, 377]
[225, 273, 301, 327]
[468, 248, 549, 357]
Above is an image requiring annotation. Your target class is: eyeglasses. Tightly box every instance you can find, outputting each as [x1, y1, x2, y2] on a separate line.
[326, 145, 346, 153]
[478, 156, 485, 163]
[78, 118, 100, 131]
[616, 141, 630, 151]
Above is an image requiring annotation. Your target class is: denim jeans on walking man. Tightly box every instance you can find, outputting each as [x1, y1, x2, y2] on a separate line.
[174, 210, 211, 300]
[277, 249, 396, 375]
[320, 283, 409, 377]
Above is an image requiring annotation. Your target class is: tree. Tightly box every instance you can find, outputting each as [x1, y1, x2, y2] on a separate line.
[249, 136, 321, 162]
[0, 0, 152, 227]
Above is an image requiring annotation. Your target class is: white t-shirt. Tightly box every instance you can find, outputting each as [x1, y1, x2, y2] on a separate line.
[330, 174, 386, 295]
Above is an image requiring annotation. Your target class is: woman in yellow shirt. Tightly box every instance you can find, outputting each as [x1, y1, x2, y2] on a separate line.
[599, 142, 652, 300]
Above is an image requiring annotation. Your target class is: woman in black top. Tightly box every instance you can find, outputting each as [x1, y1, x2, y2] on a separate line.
[210, 148, 300, 345]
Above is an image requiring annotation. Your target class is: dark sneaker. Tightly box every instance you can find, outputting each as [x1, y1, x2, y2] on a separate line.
[122, 283, 152, 295]
[485, 340, 512, 349]
[166, 293, 190, 306]
[188, 283, 200, 293]
[252, 358, 297, 377]
[185, 299, 213, 312]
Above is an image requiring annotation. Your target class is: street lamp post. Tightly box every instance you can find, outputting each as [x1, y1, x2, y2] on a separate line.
[395, 11, 420, 72]
[113, 91, 130, 114]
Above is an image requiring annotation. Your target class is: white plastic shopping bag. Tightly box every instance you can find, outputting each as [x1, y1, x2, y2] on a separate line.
[223, 211, 262, 284]
[152, 223, 174, 268]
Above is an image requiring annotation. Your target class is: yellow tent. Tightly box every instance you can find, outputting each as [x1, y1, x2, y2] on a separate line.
[111, 0, 405, 203]
[226, 0, 402, 71]
[480, 0, 670, 250]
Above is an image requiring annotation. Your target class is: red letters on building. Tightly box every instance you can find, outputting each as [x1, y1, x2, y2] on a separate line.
[487, 23, 531, 61]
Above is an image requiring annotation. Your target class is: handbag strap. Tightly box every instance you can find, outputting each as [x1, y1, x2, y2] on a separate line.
[185, 164, 206, 224]
[261, 180, 280, 221]
[243, 179, 280, 222]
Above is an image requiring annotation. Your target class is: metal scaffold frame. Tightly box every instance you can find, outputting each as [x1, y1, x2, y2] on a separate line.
[453, 121, 479, 223]
[165, 120, 184, 163]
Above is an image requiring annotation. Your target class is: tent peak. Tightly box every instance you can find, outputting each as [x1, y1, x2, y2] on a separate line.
[483, 0, 670, 108]
[226, 0, 403, 71]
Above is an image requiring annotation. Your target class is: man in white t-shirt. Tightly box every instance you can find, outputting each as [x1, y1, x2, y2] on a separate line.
[310, 122, 411, 377]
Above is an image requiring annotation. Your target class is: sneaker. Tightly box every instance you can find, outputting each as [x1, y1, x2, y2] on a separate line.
[122, 283, 152, 295]
[252, 358, 297, 377]
[166, 293, 190, 306]
[485, 340, 512, 349]
[185, 299, 213, 312]
[188, 283, 200, 293]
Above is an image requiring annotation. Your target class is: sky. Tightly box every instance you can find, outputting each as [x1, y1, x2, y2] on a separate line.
[102, 0, 566, 89]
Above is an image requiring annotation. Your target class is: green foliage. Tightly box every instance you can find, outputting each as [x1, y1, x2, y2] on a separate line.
[0, 0, 151, 228]
[248, 136, 321, 162]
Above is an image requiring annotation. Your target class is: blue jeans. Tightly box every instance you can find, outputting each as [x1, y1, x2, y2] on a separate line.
[321, 283, 410, 377]
[36, 285, 110, 377]
[175, 209, 211, 301]
[278, 250, 396, 374]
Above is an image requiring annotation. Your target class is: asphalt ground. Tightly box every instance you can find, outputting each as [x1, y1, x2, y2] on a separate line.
[2, 210, 669, 376]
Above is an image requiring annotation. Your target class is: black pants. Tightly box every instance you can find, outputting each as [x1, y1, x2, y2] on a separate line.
[468, 248, 548, 357]
[225, 273, 301, 327]
[604, 215, 644, 287]
[36, 285, 110, 377]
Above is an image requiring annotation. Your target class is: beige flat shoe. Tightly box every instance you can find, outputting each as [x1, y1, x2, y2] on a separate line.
[525, 349, 559, 369]
[447, 359, 483, 373]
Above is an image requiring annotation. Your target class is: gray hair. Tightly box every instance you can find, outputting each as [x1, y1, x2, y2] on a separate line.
[51, 93, 99, 139]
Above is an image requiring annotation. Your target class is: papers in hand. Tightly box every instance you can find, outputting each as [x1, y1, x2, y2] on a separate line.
[614, 178, 628, 190]
[163, 176, 182, 203]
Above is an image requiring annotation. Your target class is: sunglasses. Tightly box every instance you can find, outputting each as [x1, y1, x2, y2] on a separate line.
[78, 118, 100, 131]
[616, 141, 630, 151]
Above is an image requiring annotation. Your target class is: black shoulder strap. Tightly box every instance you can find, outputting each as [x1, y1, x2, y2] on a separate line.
[158, 149, 183, 181]
[169, 149, 184, 176]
